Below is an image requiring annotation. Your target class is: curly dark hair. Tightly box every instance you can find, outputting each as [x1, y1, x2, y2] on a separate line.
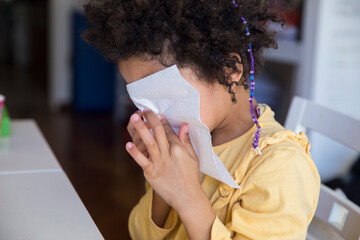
[82, 0, 280, 102]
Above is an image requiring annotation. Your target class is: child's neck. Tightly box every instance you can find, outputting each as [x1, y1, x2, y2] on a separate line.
[211, 89, 258, 147]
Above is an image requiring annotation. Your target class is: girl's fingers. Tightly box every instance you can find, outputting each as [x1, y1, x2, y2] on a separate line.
[127, 110, 141, 135]
[142, 110, 170, 153]
[136, 142, 150, 158]
[131, 113, 161, 159]
[136, 110, 151, 129]
[144, 121, 151, 129]
[137, 142, 146, 151]
[178, 123, 197, 159]
[127, 111, 150, 137]
[134, 140, 146, 152]
[142, 151, 150, 158]
[132, 134, 150, 157]
[178, 123, 188, 144]
[126, 142, 152, 173]
[160, 116, 181, 145]
[132, 132, 144, 145]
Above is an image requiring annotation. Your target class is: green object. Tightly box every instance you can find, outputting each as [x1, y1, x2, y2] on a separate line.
[1, 105, 10, 137]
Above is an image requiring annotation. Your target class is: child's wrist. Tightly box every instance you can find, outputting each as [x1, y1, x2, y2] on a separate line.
[176, 187, 216, 237]
[174, 184, 212, 218]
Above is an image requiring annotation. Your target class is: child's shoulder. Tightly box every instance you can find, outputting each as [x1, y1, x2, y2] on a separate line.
[256, 103, 311, 156]
[216, 104, 320, 191]
[242, 109, 320, 198]
[250, 104, 318, 179]
[225, 103, 320, 191]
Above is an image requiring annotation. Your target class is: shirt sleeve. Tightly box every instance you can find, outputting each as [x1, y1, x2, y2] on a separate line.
[210, 146, 320, 240]
[128, 180, 178, 240]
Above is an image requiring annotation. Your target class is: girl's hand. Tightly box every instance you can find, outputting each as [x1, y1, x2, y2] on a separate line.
[127, 110, 150, 158]
[125, 109, 202, 212]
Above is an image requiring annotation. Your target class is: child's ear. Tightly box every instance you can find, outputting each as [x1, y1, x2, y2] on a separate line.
[224, 53, 243, 89]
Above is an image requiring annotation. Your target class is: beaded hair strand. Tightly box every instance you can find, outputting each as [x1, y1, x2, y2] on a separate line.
[232, 0, 262, 155]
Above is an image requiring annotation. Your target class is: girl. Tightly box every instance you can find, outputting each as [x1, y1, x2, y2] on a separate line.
[83, 0, 320, 239]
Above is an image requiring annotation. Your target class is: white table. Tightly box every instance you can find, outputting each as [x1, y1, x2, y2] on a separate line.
[0, 120, 104, 240]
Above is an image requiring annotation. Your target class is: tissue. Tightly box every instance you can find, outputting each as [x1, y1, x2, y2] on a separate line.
[126, 65, 240, 188]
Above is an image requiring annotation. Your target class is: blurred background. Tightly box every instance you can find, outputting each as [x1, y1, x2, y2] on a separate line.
[0, 0, 359, 239]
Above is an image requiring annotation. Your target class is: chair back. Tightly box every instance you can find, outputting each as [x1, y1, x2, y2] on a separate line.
[285, 96, 360, 152]
[285, 96, 360, 240]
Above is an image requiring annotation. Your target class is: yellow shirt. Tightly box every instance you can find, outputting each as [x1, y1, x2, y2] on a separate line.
[128, 104, 321, 240]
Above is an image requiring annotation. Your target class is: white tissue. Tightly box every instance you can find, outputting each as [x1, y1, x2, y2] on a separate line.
[126, 65, 240, 189]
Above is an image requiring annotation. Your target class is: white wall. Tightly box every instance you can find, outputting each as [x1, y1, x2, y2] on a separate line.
[307, 0, 360, 181]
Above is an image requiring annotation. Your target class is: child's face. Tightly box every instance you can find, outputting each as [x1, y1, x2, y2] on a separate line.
[118, 57, 234, 132]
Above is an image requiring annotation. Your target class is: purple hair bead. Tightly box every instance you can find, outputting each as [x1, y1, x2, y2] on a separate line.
[234, 1, 262, 155]
[232, 0, 239, 8]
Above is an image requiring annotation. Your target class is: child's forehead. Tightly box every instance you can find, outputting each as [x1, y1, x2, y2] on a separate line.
[118, 57, 167, 84]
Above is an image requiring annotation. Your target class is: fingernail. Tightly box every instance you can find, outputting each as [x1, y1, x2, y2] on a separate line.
[143, 108, 151, 112]
[126, 142, 133, 149]
[156, 114, 163, 120]
[131, 114, 140, 121]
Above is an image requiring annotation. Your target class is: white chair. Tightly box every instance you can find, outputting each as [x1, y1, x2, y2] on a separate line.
[285, 96, 360, 240]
